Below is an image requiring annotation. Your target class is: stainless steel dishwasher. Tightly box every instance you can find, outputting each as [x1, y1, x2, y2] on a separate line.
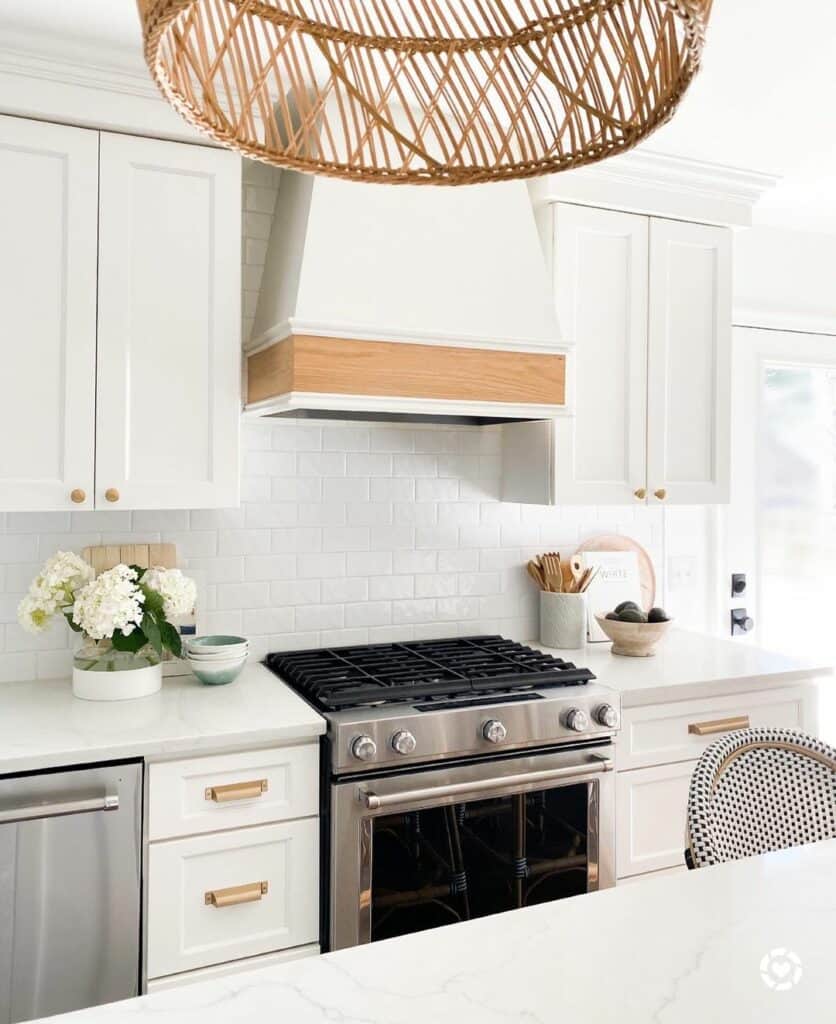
[0, 761, 142, 1024]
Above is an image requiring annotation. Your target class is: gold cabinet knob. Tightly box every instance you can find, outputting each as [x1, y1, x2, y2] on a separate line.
[70, 488, 86, 504]
[105, 487, 120, 503]
[633, 488, 647, 500]
[654, 488, 667, 501]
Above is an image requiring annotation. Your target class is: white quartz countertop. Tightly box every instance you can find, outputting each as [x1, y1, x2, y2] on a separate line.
[0, 663, 324, 775]
[532, 628, 831, 707]
[43, 838, 836, 1024]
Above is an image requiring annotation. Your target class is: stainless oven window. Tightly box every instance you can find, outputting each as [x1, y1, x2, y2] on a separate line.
[369, 783, 591, 942]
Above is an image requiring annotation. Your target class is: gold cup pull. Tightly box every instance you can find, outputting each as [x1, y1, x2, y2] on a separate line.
[70, 488, 86, 504]
[205, 880, 268, 908]
[104, 488, 120, 503]
[654, 488, 667, 501]
[633, 487, 647, 500]
[205, 779, 268, 803]
[688, 715, 750, 737]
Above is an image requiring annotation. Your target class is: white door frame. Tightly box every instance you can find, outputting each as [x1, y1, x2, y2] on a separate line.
[723, 325, 836, 642]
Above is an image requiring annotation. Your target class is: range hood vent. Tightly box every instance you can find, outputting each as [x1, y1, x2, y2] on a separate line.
[246, 172, 567, 422]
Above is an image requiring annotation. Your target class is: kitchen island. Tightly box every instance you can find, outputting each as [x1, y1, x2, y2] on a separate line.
[38, 839, 835, 1024]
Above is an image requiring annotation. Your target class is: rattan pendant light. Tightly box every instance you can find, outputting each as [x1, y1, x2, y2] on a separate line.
[138, 1, 712, 185]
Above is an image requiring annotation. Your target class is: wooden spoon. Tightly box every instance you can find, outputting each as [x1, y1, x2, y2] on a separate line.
[526, 560, 546, 590]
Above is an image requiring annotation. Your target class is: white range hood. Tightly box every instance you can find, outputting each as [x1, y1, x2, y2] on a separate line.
[245, 172, 567, 421]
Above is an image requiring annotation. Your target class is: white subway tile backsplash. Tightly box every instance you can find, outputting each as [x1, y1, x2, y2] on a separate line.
[298, 452, 345, 477]
[321, 578, 368, 603]
[296, 604, 344, 631]
[0, 417, 666, 682]
[345, 601, 392, 628]
[369, 575, 414, 600]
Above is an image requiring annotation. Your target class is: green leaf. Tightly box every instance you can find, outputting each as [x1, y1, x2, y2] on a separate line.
[129, 564, 147, 581]
[112, 628, 147, 653]
[64, 611, 82, 633]
[142, 613, 163, 657]
[141, 585, 165, 618]
[160, 620, 182, 658]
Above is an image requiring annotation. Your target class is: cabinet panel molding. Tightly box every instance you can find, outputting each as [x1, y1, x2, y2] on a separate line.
[0, 115, 98, 510]
[95, 132, 241, 509]
[647, 218, 732, 504]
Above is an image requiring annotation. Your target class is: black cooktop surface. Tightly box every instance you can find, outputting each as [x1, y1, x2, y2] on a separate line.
[264, 635, 594, 712]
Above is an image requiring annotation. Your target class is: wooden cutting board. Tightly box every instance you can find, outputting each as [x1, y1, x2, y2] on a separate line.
[574, 534, 656, 612]
[82, 543, 177, 575]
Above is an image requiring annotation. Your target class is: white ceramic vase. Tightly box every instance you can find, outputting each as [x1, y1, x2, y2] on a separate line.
[72, 641, 163, 701]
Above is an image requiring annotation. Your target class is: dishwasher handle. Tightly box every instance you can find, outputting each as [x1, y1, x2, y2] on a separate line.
[0, 793, 119, 825]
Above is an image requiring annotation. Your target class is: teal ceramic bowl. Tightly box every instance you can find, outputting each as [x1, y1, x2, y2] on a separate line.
[187, 635, 248, 657]
[188, 654, 248, 686]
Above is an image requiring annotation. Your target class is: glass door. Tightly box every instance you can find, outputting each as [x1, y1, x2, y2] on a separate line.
[726, 327, 836, 742]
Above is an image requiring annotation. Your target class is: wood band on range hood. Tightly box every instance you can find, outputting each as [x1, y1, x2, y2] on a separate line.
[247, 335, 566, 408]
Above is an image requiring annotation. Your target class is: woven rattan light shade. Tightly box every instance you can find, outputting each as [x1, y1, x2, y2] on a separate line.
[138, 1, 712, 185]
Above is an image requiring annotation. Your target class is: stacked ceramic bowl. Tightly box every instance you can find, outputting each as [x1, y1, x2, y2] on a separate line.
[185, 635, 249, 685]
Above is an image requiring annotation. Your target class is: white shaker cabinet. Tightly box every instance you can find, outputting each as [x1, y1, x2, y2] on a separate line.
[0, 116, 98, 510]
[96, 134, 241, 509]
[0, 117, 241, 511]
[502, 203, 731, 506]
[646, 217, 731, 505]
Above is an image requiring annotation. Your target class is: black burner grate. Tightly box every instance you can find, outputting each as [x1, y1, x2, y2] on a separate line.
[265, 635, 594, 711]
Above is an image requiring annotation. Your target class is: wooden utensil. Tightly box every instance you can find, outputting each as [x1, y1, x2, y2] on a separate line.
[542, 552, 563, 593]
[526, 560, 546, 590]
[569, 555, 584, 592]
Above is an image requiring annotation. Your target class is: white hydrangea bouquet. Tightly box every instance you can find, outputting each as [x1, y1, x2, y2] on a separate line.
[18, 551, 196, 700]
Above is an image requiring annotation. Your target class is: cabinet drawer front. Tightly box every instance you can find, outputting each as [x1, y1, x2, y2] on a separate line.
[618, 687, 806, 770]
[147, 820, 319, 978]
[149, 745, 319, 840]
[616, 762, 693, 878]
[146, 943, 319, 991]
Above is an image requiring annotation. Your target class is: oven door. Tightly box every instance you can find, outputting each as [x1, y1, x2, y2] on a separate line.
[329, 744, 614, 951]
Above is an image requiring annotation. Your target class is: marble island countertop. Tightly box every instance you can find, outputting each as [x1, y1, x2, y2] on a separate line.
[532, 628, 832, 707]
[42, 839, 836, 1024]
[0, 663, 325, 774]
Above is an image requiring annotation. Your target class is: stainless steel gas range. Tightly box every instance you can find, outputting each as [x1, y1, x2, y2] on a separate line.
[265, 635, 620, 951]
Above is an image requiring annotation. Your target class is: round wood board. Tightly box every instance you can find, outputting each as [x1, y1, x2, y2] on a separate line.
[574, 535, 656, 612]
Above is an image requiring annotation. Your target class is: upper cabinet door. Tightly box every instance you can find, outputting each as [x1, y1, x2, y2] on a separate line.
[553, 204, 649, 504]
[0, 116, 98, 510]
[647, 219, 732, 504]
[96, 134, 241, 510]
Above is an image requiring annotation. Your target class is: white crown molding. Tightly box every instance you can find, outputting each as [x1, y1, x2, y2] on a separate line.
[0, 37, 155, 100]
[529, 149, 781, 228]
[243, 318, 568, 357]
[0, 36, 206, 142]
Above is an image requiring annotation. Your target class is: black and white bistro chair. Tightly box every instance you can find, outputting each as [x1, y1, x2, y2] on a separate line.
[685, 727, 836, 869]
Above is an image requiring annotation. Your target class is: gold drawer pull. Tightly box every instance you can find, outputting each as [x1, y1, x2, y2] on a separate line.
[688, 715, 750, 737]
[204, 779, 268, 802]
[205, 881, 268, 908]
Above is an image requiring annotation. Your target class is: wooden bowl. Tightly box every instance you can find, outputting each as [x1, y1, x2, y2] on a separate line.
[594, 614, 673, 657]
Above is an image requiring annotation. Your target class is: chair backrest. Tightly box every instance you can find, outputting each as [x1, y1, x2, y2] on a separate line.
[687, 727, 836, 869]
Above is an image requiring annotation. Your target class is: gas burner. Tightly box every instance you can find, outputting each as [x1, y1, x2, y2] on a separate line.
[265, 635, 594, 712]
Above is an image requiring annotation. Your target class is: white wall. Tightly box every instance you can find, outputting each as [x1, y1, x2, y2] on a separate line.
[0, 418, 670, 683]
[734, 225, 836, 334]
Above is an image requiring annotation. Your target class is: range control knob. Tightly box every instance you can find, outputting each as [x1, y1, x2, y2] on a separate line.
[351, 735, 377, 761]
[595, 704, 620, 729]
[483, 719, 507, 744]
[391, 730, 417, 756]
[565, 708, 590, 733]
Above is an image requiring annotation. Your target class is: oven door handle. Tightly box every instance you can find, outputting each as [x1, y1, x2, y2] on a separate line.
[359, 754, 614, 810]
